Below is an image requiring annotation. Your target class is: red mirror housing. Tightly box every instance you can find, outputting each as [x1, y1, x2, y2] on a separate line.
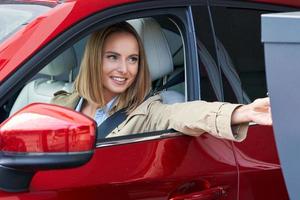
[0, 103, 96, 153]
[0, 103, 97, 192]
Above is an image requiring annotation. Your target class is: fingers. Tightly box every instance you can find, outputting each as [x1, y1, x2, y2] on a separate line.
[252, 97, 273, 125]
[262, 97, 270, 106]
[254, 97, 270, 106]
[252, 97, 270, 112]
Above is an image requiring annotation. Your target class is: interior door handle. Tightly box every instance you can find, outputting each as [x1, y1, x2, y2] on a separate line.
[169, 186, 227, 200]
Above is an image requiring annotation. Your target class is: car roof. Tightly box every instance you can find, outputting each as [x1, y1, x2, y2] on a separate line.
[6, 0, 300, 10]
[252, 0, 300, 7]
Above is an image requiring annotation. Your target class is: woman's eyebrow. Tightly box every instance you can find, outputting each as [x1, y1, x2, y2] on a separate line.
[104, 51, 120, 56]
[104, 51, 139, 57]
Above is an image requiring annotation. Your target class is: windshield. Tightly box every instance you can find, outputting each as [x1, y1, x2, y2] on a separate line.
[0, 3, 51, 43]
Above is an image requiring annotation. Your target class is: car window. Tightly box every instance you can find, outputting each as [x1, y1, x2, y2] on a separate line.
[3, 16, 186, 142]
[192, 5, 223, 102]
[209, 6, 271, 103]
[0, 3, 51, 43]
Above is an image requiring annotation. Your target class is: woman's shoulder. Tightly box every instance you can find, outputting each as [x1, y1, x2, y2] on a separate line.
[51, 90, 80, 109]
[128, 94, 162, 116]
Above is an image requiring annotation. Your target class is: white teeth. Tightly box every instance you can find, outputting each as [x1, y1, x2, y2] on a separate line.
[112, 77, 126, 82]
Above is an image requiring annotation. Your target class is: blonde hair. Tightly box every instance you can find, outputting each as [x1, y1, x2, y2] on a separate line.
[74, 22, 151, 114]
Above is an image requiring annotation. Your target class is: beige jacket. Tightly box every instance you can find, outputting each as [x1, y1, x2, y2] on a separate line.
[51, 91, 248, 142]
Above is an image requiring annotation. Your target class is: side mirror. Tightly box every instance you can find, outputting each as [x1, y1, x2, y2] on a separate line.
[0, 103, 96, 192]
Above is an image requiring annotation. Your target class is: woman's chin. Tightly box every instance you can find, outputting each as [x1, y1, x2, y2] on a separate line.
[107, 87, 128, 95]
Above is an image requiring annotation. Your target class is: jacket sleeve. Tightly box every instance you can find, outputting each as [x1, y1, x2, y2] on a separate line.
[147, 99, 248, 142]
[50, 91, 80, 109]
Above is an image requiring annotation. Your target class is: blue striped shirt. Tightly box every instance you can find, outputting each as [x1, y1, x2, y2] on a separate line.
[75, 97, 116, 126]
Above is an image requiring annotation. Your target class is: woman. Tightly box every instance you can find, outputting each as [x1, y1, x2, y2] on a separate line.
[51, 22, 272, 141]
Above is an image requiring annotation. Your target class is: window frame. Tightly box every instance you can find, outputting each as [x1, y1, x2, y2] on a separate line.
[0, 1, 203, 147]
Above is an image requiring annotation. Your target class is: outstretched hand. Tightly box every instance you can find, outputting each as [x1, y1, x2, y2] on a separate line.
[231, 97, 272, 125]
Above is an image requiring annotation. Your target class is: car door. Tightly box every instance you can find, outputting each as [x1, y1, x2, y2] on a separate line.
[206, 1, 293, 199]
[0, 1, 238, 199]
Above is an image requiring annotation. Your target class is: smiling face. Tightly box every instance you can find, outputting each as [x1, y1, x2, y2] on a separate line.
[74, 23, 150, 110]
[101, 31, 140, 102]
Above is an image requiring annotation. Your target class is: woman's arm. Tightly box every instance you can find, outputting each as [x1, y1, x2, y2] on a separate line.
[143, 96, 271, 142]
[146, 97, 248, 141]
[231, 97, 272, 125]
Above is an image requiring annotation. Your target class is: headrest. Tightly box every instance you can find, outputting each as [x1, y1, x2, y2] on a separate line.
[39, 46, 77, 76]
[163, 29, 184, 66]
[128, 18, 173, 81]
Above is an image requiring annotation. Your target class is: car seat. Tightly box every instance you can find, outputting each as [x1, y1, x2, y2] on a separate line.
[9, 46, 77, 116]
[128, 18, 185, 104]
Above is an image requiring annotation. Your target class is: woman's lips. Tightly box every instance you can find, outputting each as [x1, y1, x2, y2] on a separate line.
[110, 76, 127, 85]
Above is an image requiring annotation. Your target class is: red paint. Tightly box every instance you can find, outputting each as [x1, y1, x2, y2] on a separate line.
[0, 103, 96, 153]
[0, 134, 239, 199]
[233, 125, 288, 199]
[28, 135, 238, 199]
[252, 0, 300, 8]
[0, 0, 296, 199]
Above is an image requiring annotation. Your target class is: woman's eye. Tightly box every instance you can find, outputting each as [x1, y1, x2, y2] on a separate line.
[128, 56, 138, 64]
[107, 55, 118, 61]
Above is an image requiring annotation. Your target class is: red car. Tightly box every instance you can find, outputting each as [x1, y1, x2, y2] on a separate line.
[0, 0, 298, 199]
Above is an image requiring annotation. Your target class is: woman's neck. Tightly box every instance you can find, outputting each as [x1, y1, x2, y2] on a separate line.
[81, 100, 98, 118]
[82, 96, 116, 118]
[103, 92, 117, 105]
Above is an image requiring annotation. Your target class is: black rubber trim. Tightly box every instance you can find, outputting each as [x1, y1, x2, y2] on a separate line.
[207, 3, 225, 101]
[0, 151, 93, 192]
[185, 6, 201, 100]
[97, 129, 179, 143]
[190, 0, 299, 11]
[0, 165, 35, 192]
[0, 151, 93, 170]
[216, 0, 299, 11]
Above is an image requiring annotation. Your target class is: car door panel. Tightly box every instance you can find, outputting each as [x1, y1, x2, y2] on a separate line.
[29, 134, 237, 200]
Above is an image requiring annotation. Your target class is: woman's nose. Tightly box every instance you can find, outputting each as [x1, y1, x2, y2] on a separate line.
[117, 59, 128, 74]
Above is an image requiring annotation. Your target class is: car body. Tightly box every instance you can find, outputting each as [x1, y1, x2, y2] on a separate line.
[0, 0, 298, 199]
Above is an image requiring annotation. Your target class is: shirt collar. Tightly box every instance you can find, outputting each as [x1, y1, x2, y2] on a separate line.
[75, 96, 117, 113]
[104, 97, 117, 113]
